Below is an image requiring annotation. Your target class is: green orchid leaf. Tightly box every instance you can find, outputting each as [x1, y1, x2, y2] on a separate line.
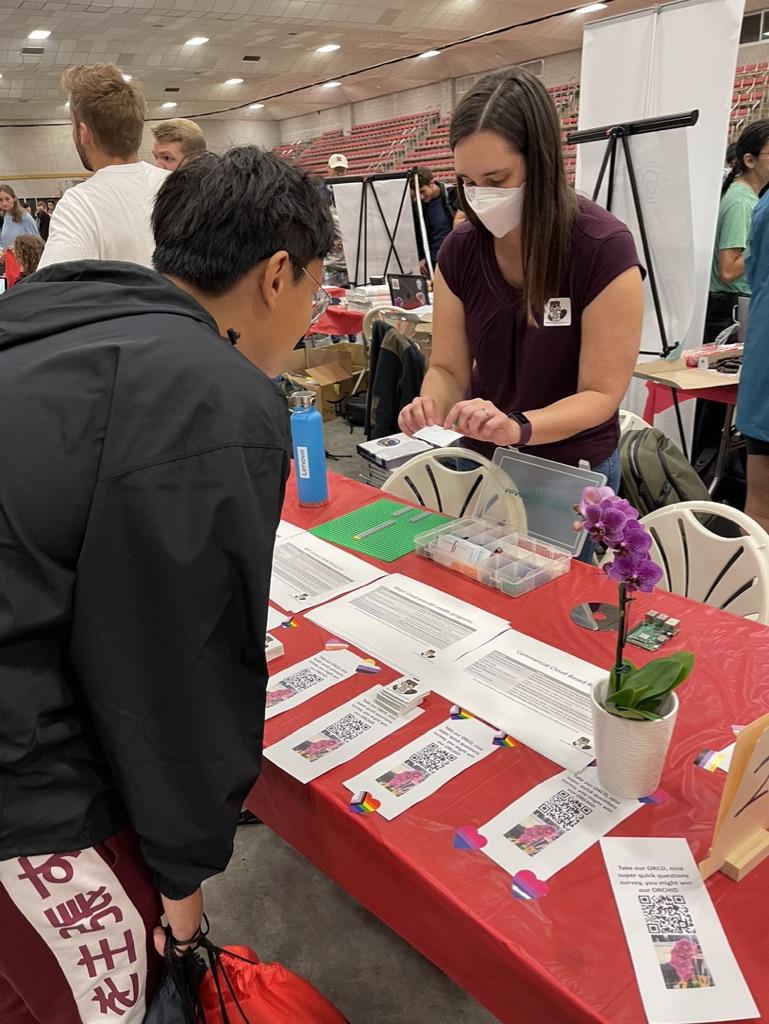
[606, 685, 645, 707]
[605, 704, 662, 721]
[623, 652, 695, 705]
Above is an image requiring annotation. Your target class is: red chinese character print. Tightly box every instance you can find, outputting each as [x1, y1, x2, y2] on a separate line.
[16, 852, 82, 899]
[76, 930, 137, 979]
[44, 887, 123, 938]
[91, 974, 140, 1016]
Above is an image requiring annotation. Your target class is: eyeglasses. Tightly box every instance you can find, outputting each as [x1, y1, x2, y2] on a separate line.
[302, 266, 332, 325]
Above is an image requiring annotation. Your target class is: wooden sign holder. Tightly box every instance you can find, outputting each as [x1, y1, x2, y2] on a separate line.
[700, 712, 769, 882]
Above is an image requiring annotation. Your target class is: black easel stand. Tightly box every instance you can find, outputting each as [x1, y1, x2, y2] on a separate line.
[568, 110, 699, 458]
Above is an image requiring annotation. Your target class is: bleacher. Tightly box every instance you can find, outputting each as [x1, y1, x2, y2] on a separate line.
[273, 141, 308, 162]
[730, 62, 769, 137]
[296, 112, 439, 178]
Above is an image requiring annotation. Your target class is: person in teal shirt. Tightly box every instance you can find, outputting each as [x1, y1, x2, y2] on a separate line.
[0, 183, 39, 258]
[736, 189, 769, 534]
[704, 120, 769, 343]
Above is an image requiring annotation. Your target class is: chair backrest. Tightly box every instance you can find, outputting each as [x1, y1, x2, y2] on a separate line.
[618, 408, 651, 435]
[381, 447, 527, 528]
[641, 500, 769, 623]
[363, 306, 422, 343]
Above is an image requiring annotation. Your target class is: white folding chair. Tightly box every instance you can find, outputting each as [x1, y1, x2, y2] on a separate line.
[618, 409, 651, 435]
[382, 447, 527, 528]
[641, 501, 769, 623]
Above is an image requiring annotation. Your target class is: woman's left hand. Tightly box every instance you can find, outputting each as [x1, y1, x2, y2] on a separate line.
[444, 398, 520, 447]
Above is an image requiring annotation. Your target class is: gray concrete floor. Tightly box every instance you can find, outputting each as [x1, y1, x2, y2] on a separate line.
[205, 413, 500, 1024]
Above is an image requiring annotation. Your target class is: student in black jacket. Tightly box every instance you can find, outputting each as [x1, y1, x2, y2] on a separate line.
[0, 146, 333, 1022]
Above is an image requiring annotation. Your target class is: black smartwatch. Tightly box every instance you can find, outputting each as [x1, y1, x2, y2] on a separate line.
[509, 411, 532, 446]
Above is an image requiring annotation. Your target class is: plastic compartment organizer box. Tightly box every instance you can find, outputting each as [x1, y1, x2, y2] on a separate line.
[414, 518, 571, 597]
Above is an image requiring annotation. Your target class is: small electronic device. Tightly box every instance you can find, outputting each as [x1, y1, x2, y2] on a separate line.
[387, 273, 429, 310]
[626, 609, 681, 652]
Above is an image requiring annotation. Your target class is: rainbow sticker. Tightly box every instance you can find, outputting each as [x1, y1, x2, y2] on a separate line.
[281, 617, 299, 629]
[450, 705, 474, 721]
[324, 638, 349, 651]
[357, 658, 381, 674]
[349, 791, 381, 814]
[493, 731, 516, 748]
[694, 748, 726, 772]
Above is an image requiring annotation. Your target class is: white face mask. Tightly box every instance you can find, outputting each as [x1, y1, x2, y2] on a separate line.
[463, 183, 525, 238]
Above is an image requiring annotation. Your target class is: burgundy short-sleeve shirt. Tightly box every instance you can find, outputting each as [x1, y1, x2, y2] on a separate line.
[438, 197, 642, 467]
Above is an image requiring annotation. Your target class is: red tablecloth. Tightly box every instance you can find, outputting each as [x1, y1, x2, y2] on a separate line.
[247, 473, 769, 1024]
[642, 379, 738, 421]
[310, 306, 365, 338]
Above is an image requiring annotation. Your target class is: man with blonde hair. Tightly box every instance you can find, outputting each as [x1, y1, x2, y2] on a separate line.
[151, 118, 207, 171]
[39, 64, 168, 269]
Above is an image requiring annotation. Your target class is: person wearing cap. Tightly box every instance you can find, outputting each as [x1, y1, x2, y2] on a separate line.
[328, 153, 349, 176]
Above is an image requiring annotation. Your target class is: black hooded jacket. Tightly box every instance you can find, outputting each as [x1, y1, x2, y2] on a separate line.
[0, 261, 289, 898]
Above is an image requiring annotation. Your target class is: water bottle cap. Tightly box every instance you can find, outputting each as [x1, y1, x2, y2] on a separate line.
[288, 390, 317, 410]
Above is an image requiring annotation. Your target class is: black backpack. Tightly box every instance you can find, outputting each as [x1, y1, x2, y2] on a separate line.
[619, 426, 711, 517]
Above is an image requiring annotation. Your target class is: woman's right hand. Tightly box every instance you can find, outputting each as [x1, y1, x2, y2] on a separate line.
[398, 396, 438, 436]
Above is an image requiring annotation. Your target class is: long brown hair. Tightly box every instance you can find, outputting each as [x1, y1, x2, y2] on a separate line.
[450, 68, 577, 324]
[0, 184, 25, 223]
[13, 234, 45, 275]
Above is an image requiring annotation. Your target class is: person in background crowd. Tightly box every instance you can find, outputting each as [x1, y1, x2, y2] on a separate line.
[736, 187, 769, 533]
[0, 146, 334, 1022]
[399, 68, 643, 519]
[724, 141, 737, 182]
[414, 166, 462, 272]
[151, 118, 207, 171]
[12, 233, 45, 280]
[39, 64, 169, 269]
[35, 200, 51, 241]
[46, 201, 55, 214]
[704, 119, 769, 342]
[0, 184, 40, 256]
[327, 153, 348, 177]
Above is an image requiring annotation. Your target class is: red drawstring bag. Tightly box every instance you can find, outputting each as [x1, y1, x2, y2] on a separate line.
[198, 945, 348, 1024]
[4, 248, 20, 287]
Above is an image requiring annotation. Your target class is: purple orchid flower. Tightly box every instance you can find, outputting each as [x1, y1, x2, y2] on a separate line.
[578, 485, 615, 517]
[583, 498, 631, 545]
[604, 552, 663, 593]
[616, 519, 653, 556]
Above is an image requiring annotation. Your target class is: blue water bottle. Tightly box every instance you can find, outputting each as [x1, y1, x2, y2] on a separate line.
[289, 391, 329, 507]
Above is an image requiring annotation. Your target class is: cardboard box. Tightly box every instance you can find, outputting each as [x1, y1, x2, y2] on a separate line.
[284, 347, 354, 422]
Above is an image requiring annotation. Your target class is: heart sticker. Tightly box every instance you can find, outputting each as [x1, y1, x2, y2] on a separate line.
[349, 791, 381, 814]
[357, 659, 381, 674]
[281, 617, 299, 629]
[450, 706, 474, 721]
[493, 731, 516, 749]
[511, 870, 549, 900]
[639, 788, 668, 804]
[325, 638, 349, 651]
[453, 826, 488, 851]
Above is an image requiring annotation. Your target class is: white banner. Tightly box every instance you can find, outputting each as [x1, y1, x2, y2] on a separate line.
[576, 0, 744, 420]
[333, 176, 421, 284]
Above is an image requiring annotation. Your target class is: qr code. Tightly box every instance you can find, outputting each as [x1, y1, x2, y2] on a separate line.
[324, 714, 371, 744]
[406, 742, 458, 774]
[285, 668, 324, 693]
[639, 895, 696, 936]
[535, 790, 592, 831]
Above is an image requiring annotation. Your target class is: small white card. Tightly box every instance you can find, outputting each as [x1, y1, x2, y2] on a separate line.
[601, 837, 758, 1024]
[265, 649, 360, 719]
[344, 716, 498, 819]
[264, 686, 422, 783]
[479, 767, 642, 880]
[414, 424, 463, 448]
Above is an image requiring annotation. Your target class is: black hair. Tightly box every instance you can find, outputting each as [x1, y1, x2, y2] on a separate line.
[416, 167, 435, 188]
[722, 119, 769, 195]
[152, 146, 335, 296]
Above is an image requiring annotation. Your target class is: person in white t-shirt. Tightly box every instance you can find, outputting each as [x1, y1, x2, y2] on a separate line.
[39, 64, 169, 270]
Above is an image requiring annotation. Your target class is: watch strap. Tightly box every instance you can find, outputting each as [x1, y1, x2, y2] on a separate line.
[510, 411, 533, 446]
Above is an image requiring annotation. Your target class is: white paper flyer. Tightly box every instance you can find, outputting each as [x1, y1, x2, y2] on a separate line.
[270, 532, 386, 612]
[343, 716, 499, 819]
[307, 574, 509, 677]
[265, 649, 360, 719]
[275, 519, 305, 542]
[479, 767, 642, 880]
[264, 686, 422, 783]
[265, 605, 284, 632]
[601, 837, 758, 1024]
[429, 629, 603, 771]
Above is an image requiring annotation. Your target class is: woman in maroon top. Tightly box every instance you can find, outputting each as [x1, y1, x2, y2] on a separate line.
[399, 68, 643, 491]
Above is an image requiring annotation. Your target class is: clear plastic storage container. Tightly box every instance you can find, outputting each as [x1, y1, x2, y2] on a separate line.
[414, 449, 607, 598]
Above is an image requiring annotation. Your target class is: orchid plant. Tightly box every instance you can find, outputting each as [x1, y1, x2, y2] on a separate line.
[580, 486, 694, 722]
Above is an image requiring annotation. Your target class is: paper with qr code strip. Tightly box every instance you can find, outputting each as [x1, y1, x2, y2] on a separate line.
[478, 767, 643, 880]
[264, 686, 423, 783]
[265, 650, 360, 719]
[343, 716, 498, 819]
[601, 837, 758, 1024]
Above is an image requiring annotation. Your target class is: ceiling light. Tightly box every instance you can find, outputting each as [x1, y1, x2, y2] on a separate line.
[122, 74, 132, 81]
[225, 77, 243, 84]
[64, 100, 70, 108]
[249, 103, 264, 110]
[162, 101, 177, 108]
[322, 81, 341, 89]
[576, 3, 608, 12]
[316, 43, 340, 53]
[185, 36, 209, 45]
[416, 49, 440, 59]
[28, 29, 51, 39]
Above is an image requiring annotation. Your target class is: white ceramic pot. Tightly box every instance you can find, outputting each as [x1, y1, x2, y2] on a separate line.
[590, 678, 679, 799]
